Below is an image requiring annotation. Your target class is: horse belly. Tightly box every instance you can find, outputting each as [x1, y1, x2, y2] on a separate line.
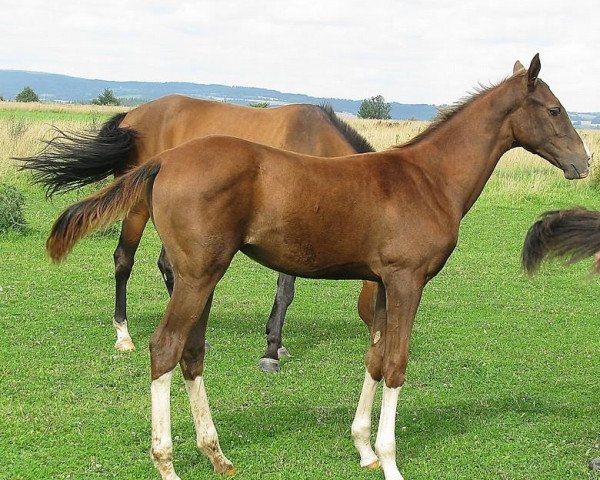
[240, 226, 378, 281]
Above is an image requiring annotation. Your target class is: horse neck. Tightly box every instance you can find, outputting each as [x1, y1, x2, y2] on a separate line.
[408, 80, 520, 219]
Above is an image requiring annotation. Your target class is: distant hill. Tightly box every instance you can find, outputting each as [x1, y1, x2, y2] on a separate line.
[2, 70, 597, 126]
[0, 70, 438, 120]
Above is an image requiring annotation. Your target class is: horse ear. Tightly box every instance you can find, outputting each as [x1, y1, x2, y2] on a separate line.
[527, 53, 541, 90]
[513, 60, 525, 74]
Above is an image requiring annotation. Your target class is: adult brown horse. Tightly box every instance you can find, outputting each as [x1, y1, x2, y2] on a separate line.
[522, 206, 600, 273]
[45, 55, 590, 480]
[19, 97, 373, 371]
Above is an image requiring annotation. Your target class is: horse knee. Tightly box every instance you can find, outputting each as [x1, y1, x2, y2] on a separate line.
[150, 334, 182, 380]
[382, 363, 406, 389]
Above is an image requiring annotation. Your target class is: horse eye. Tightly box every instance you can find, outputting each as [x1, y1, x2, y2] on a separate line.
[549, 107, 561, 116]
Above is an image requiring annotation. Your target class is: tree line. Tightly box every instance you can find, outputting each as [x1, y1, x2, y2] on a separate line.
[1, 86, 121, 105]
[2, 86, 393, 120]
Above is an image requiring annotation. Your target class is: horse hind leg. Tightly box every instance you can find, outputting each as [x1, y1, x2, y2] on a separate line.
[113, 208, 149, 352]
[150, 247, 235, 479]
[259, 273, 296, 373]
[150, 281, 221, 479]
[181, 293, 235, 475]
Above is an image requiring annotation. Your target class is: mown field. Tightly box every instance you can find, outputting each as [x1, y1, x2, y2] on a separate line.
[0, 101, 599, 480]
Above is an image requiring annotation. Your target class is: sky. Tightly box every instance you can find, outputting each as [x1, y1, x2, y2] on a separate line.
[1, 0, 600, 111]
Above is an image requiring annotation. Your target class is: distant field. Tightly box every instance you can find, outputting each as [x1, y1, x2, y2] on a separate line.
[0, 103, 599, 479]
[2, 100, 600, 185]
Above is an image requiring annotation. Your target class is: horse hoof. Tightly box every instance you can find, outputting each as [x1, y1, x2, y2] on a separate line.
[214, 462, 236, 476]
[258, 358, 280, 373]
[277, 346, 291, 358]
[115, 338, 136, 352]
[364, 460, 380, 470]
[590, 458, 600, 472]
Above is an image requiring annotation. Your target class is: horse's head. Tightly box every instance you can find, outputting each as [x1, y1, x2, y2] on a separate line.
[510, 54, 591, 180]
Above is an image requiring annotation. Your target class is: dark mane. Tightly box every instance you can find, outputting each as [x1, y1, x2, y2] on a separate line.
[399, 76, 514, 147]
[318, 104, 375, 153]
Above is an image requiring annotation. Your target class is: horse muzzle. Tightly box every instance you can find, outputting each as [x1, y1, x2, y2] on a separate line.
[563, 162, 589, 180]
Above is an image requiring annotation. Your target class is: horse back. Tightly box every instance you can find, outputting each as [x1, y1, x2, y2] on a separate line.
[120, 95, 358, 164]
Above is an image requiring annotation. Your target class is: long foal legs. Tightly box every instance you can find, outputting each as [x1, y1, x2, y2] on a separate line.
[351, 274, 424, 480]
[150, 280, 233, 480]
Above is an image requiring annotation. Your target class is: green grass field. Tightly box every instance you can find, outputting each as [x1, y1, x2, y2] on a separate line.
[0, 108, 599, 479]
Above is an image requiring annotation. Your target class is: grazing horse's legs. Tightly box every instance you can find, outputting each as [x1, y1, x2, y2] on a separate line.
[259, 273, 296, 373]
[113, 208, 149, 352]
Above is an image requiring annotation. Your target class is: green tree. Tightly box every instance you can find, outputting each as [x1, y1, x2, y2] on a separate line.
[249, 101, 269, 108]
[357, 95, 391, 119]
[15, 86, 39, 103]
[92, 88, 121, 106]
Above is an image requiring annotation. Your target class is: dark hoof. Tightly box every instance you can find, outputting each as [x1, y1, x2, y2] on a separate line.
[277, 346, 291, 358]
[258, 357, 280, 373]
[590, 458, 600, 472]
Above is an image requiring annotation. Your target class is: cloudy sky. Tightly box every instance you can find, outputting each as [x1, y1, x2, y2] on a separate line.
[2, 0, 599, 111]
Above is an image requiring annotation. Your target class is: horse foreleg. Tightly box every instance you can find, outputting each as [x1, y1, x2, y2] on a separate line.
[351, 370, 380, 469]
[352, 282, 385, 469]
[113, 208, 149, 352]
[375, 385, 403, 480]
[259, 273, 296, 373]
[372, 270, 424, 480]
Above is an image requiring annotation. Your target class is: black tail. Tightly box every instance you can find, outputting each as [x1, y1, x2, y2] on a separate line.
[522, 207, 600, 273]
[17, 112, 138, 197]
[318, 104, 375, 153]
[47, 160, 161, 263]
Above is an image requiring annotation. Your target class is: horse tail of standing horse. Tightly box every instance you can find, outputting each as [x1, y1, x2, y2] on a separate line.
[17, 112, 138, 197]
[522, 207, 600, 273]
[47, 160, 161, 263]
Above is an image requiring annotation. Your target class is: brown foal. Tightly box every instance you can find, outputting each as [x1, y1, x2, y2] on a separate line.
[20, 95, 373, 372]
[20, 97, 373, 371]
[46, 55, 590, 480]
